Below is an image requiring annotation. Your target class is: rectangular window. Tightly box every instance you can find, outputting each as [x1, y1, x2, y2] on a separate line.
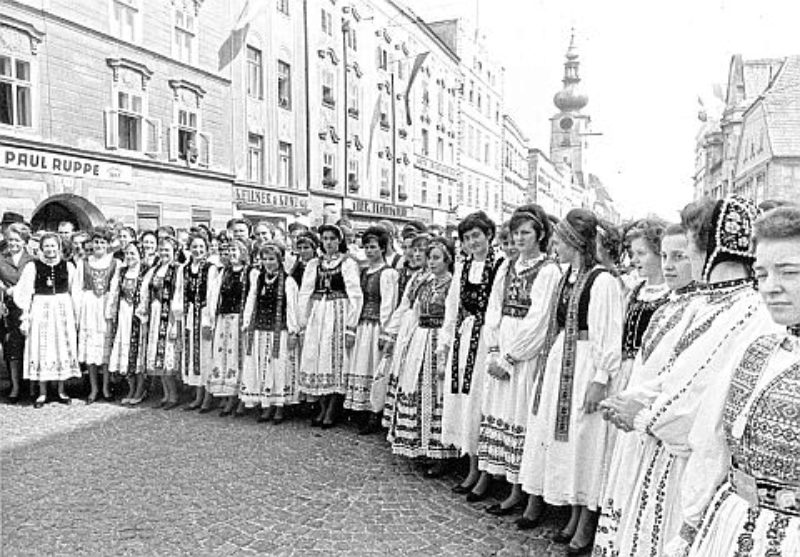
[484, 142, 490, 165]
[436, 138, 444, 161]
[397, 60, 405, 79]
[174, 8, 196, 64]
[458, 180, 464, 203]
[191, 207, 211, 227]
[278, 141, 293, 188]
[322, 152, 336, 187]
[380, 167, 390, 198]
[421, 176, 427, 204]
[321, 8, 332, 35]
[448, 142, 454, 164]
[376, 47, 388, 71]
[246, 46, 263, 99]
[421, 129, 429, 156]
[347, 81, 360, 116]
[322, 70, 334, 107]
[248, 133, 263, 183]
[0, 55, 32, 127]
[278, 60, 291, 109]
[467, 177, 473, 206]
[277, 0, 289, 15]
[348, 158, 359, 191]
[112, 0, 138, 42]
[437, 88, 444, 115]
[136, 203, 161, 230]
[437, 177, 443, 206]
[346, 27, 357, 51]
[117, 90, 143, 150]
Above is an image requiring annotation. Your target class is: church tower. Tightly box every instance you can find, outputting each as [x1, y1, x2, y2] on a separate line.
[550, 30, 591, 188]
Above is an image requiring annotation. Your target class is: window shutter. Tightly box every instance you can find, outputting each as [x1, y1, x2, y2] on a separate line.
[168, 125, 179, 161]
[197, 132, 211, 167]
[144, 118, 162, 157]
[104, 109, 119, 149]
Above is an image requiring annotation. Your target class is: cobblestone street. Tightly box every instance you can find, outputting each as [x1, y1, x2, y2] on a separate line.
[1, 401, 566, 556]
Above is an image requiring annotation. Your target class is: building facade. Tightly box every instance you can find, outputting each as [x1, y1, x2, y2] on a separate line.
[1, 0, 235, 231]
[528, 147, 571, 219]
[500, 114, 528, 220]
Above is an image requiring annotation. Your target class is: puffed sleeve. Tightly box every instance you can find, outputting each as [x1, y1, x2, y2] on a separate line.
[242, 268, 260, 328]
[482, 259, 508, 352]
[136, 266, 154, 320]
[438, 260, 462, 351]
[105, 266, 121, 321]
[342, 257, 363, 330]
[587, 272, 624, 385]
[71, 259, 85, 322]
[297, 258, 318, 330]
[501, 262, 562, 369]
[206, 267, 223, 324]
[67, 262, 79, 321]
[12, 261, 36, 326]
[202, 265, 218, 329]
[379, 267, 399, 331]
[383, 275, 415, 341]
[285, 275, 299, 334]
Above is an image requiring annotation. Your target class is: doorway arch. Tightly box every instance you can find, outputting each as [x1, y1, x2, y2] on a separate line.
[30, 194, 106, 232]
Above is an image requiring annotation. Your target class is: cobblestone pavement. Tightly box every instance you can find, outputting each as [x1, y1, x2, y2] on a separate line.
[1, 399, 569, 556]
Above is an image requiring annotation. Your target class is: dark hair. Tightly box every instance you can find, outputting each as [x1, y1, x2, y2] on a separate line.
[295, 231, 319, 250]
[377, 219, 397, 238]
[317, 224, 347, 254]
[625, 218, 667, 255]
[188, 233, 209, 249]
[563, 208, 599, 269]
[411, 233, 432, 249]
[754, 206, 800, 242]
[258, 242, 285, 262]
[597, 220, 623, 268]
[90, 225, 113, 242]
[139, 230, 157, 243]
[401, 220, 427, 239]
[680, 198, 717, 253]
[458, 211, 496, 242]
[119, 226, 136, 239]
[215, 230, 229, 245]
[124, 240, 143, 260]
[509, 204, 552, 251]
[427, 237, 455, 272]
[157, 225, 176, 237]
[362, 225, 389, 254]
[498, 222, 511, 242]
[227, 218, 252, 233]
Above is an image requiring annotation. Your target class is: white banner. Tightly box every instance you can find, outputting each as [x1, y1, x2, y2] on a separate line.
[0, 145, 133, 183]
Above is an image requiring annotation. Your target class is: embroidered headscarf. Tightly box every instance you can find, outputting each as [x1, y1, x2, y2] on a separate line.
[702, 196, 759, 282]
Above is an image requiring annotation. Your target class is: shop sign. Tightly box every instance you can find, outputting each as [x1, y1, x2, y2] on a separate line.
[235, 186, 309, 213]
[413, 154, 459, 180]
[344, 198, 409, 219]
[0, 145, 133, 182]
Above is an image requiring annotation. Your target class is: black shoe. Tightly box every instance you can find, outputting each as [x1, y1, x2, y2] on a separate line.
[33, 396, 46, 409]
[198, 406, 214, 414]
[466, 489, 490, 503]
[183, 403, 201, 412]
[552, 530, 574, 544]
[219, 409, 233, 417]
[6, 395, 20, 405]
[516, 516, 544, 530]
[486, 502, 523, 516]
[86, 394, 99, 406]
[55, 396, 72, 405]
[452, 483, 475, 495]
[163, 401, 181, 411]
[566, 539, 594, 556]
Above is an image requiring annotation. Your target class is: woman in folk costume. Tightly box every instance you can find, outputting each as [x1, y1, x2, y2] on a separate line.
[343, 226, 398, 434]
[593, 223, 702, 556]
[598, 196, 777, 557]
[298, 224, 363, 428]
[379, 233, 432, 430]
[665, 206, 800, 557]
[384, 237, 458, 475]
[471, 205, 561, 510]
[138, 236, 184, 410]
[14, 232, 81, 407]
[74, 226, 118, 403]
[517, 208, 624, 555]
[0, 223, 35, 403]
[181, 234, 217, 411]
[108, 242, 148, 405]
[288, 231, 319, 288]
[436, 211, 504, 494]
[206, 238, 250, 416]
[240, 243, 300, 424]
[139, 230, 159, 272]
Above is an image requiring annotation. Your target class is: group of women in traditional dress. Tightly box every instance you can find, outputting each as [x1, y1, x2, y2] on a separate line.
[3, 196, 799, 557]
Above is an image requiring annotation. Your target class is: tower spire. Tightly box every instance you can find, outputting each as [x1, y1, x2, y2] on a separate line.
[554, 29, 588, 113]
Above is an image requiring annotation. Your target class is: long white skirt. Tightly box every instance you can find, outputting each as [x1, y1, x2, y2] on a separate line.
[77, 292, 110, 365]
[441, 315, 487, 456]
[386, 325, 458, 460]
[299, 297, 350, 396]
[688, 482, 800, 557]
[239, 329, 298, 408]
[614, 439, 685, 557]
[108, 299, 145, 375]
[207, 314, 243, 397]
[144, 300, 180, 377]
[519, 336, 609, 510]
[343, 321, 382, 411]
[181, 302, 213, 387]
[23, 293, 81, 382]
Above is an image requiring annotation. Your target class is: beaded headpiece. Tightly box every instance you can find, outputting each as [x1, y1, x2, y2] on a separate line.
[702, 196, 759, 282]
[555, 219, 587, 250]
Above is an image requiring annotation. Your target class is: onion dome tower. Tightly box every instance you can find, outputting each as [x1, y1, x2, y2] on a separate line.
[553, 30, 589, 113]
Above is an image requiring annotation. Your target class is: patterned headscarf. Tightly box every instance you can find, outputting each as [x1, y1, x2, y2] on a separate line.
[702, 196, 760, 282]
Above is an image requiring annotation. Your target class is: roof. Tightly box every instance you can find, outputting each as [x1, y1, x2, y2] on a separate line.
[760, 55, 800, 158]
[742, 58, 784, 100]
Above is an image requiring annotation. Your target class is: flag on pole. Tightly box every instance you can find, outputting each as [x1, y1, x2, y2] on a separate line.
[405, 51, 430, 126]
[218, 0, 265, 70]
[366, 96, 383, 180]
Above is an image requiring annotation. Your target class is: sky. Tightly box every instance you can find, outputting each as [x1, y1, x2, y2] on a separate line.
[403, 0, 800, 221]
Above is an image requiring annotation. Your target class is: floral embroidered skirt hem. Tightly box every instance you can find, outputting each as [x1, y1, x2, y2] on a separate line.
[108, 301, 145, 376]
[298, 298, 349, 397]
[23, 294, 81, 382]
[207, 314, 243, 397]
[239, 330, 298, 408]
[77, 293, 111, 366]
[343, 321, 382, 412]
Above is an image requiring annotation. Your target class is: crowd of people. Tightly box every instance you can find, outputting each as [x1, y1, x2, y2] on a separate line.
[0, 195, 798, 557]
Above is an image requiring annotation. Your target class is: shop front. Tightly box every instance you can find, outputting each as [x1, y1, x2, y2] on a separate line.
[234, 184, 311, 231]
[342, 197, 411, 231]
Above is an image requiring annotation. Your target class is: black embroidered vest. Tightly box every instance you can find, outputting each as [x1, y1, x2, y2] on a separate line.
[621, 282, 669, 360]
[217, 267, 247, 315]
[360, 267, 386, 324]
[254, 271, 287, 331]
[33, 260, 69, 295]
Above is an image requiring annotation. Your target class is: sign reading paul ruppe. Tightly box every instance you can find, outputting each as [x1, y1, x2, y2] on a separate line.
[235, 185, 309, 213]
[0, 145, 133, 183]
[344, 198, 409, 219]
[413, 154, 459, 180]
